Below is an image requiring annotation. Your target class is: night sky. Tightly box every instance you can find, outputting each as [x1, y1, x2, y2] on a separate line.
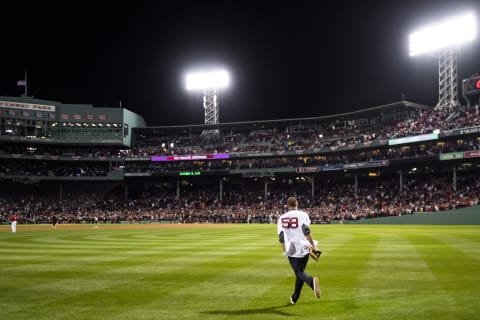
[1, 0, 479, 126]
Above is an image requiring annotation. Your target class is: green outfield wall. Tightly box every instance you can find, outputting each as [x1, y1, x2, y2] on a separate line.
[340, 205, 480, 224]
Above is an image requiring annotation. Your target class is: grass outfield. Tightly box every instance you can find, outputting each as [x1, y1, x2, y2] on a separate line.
[0, 224, 479, 320]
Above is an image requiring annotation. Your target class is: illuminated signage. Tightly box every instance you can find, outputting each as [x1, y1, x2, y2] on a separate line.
[295, 167, 318, 173]
[388, 133, 438, 146]
[179, 171, 201, 176]
[151, 153, 230, 162]
[463, 150, 480, 158]
[439, 152, 464, 160]
[463, 76, 480, 95]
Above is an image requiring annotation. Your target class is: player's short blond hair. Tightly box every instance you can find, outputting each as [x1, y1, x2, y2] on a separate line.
[287, 197, 298, 209]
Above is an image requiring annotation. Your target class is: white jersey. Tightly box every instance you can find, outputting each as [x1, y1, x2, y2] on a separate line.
[277, 209, 315, 258]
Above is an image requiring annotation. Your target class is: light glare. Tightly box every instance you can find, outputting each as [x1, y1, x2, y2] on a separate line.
[185, 70, 230, 90]
[409, 12, 477, 56]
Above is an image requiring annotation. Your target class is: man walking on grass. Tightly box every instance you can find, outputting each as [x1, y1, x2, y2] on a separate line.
[277, 196, 321, 304]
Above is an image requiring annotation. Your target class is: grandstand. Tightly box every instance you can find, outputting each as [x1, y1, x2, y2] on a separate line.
[0, 93, 479, 225]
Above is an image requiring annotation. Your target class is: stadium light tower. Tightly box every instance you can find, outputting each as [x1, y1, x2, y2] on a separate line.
[409, 11, 477, 109]
[185, 69, 230, 135]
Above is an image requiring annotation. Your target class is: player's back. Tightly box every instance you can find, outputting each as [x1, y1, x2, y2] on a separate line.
[278, 209, 310, 243]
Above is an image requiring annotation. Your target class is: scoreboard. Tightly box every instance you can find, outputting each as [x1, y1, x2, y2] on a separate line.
[463, 75, 480, 96]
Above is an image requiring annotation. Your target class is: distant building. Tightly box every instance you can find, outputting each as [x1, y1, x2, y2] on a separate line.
[0, 95, 146, 147]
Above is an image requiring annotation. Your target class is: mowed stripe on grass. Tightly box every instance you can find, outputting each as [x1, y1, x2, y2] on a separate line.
[0, 224, 479, 320]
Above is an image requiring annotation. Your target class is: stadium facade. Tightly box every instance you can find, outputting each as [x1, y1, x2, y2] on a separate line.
[0, 95, 146, 146]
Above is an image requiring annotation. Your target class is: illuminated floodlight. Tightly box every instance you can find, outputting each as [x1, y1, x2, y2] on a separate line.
[184, 68, 231, 130]
[409, 11, 478, 109]
[409, 11, 477, 56]
[185, 70, 230, 91]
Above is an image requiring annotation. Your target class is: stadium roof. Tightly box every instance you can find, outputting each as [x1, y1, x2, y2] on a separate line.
[0, 95, 62, 106]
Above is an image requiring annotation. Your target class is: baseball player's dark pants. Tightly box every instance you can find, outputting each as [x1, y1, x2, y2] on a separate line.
[288, 254, 314, 301]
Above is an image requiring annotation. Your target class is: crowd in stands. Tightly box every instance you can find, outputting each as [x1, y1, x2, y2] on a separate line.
[132, 103, 480, 156]
[0, 160, 109, 177]
[0, 103, 478, 161]
[1, 170, 478, 225]
[0, 103, 479, 224]
[0, 135, 478, 177]
[124, 136, 480, 174]
[0, 145, 128, 158]
[0, 134, 478, 178]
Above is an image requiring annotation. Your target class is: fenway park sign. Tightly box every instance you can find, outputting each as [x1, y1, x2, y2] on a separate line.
[0, 100, 56, 112]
